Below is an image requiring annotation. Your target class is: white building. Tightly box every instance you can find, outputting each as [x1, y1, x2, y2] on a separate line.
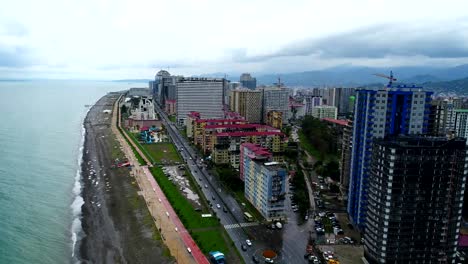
[311, 105, 338, 119]
[176, 77, 226, 126]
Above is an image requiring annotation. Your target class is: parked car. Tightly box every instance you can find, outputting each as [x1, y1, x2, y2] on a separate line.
[222, 206, 228, 213]
[216, 204, 221, 209]
[246, 239, 252, 246]
[265, 257, 274, 263]
[241, 244, 247, 251]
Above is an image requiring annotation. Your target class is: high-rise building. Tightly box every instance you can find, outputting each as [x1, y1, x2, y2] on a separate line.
[240, 143, 287, 221]
[311, 105, 338, 119]
[240, 73, 257, 90]
[454, 109, 468, 141]
[154, 70, 178, 106]
[262, 87, 291, 124]
[176, 77, 226, 125]
[340, 120, 352, 198]
[304, 95, 323, 115]
[348, 86, 432, 228]
[364, 136, 467, 263]
[229, 89, 262, 123]
[335, 88, 356, 114]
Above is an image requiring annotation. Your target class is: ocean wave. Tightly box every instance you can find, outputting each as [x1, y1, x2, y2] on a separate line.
[70, 111, 88, 258]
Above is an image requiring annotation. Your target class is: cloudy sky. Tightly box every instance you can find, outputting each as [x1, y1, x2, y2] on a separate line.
[1, 0, 468, 79]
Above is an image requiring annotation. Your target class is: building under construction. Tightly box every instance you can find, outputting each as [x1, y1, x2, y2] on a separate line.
[364, 135, 467, 263]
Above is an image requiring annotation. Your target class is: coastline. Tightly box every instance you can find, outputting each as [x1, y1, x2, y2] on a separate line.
[77, 93, 173, 263]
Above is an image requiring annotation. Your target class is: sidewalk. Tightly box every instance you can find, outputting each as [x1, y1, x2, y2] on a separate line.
[111, 95, 209, 264]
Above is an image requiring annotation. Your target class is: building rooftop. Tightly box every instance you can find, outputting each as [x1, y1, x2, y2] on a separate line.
[204, 123, 278, 130]
[195, 118, 247, 124]
[243, 143, 272, 158]
[321, 118, 349, 126]
[216, 131, 285, 137]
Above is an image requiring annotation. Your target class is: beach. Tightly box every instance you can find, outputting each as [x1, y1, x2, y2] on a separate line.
[78, 93, 173, 264]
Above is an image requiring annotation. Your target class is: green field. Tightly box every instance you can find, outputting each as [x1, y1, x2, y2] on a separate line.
[150, 167, 219, 229]
[192, 229, 229, 254]
[144, 143, 181, 163]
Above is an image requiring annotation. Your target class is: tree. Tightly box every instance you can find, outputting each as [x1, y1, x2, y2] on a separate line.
[121, 104, 128, 114]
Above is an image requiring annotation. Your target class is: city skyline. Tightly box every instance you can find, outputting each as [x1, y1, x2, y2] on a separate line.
[1, 0, 468, 79]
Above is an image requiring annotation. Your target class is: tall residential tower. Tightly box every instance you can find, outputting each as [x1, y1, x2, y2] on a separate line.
[348, 86, 432, 227]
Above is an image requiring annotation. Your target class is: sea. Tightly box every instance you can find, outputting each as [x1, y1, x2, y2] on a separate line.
[0, 80, 143, 264]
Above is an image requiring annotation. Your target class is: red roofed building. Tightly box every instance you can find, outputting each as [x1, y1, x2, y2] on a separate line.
[212, 130, 288, 168]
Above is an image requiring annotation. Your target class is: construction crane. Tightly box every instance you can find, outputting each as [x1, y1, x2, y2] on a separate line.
[373, 71, 397, 87]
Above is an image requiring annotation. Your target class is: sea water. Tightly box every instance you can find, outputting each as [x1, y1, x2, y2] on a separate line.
[0, 80, 142, 263]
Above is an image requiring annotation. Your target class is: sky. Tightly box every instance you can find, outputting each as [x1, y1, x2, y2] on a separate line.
[1, 0, 468, 79]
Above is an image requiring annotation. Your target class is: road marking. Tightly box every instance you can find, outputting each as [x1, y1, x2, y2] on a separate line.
[224, 222, 260, 229]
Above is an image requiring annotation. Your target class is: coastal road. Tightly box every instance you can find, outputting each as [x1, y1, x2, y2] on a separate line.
[155, 104, 313, 264]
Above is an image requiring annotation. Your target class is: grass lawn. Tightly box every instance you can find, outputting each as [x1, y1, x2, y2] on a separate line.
[169, 115, 176, 123]
[149, 167, 219, 229]
[298, 130, 323, 160]
[192, 229, 229, 254]
[144, 143, 181, 163]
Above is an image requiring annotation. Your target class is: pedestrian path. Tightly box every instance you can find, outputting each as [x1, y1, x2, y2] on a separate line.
[224, 222, 260, 229]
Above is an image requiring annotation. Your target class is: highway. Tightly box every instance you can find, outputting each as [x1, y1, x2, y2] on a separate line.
[155, 104, 313, 264]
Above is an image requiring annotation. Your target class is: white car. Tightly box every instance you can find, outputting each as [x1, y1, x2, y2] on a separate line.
[246, 239, 252, 246]
[216, 204, 221, 209]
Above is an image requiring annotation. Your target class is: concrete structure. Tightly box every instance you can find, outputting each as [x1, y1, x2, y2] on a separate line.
[176, 77, 226, 126]
[335, 88, 356, 114]
[239, 73, 257, 90]
[304, 95, 323, 115]
[229, 89, 262, 123]
[339, 119, 352, 199]
[348, 86, 432, 228]
[266, 110, 283, 129]
[154, 70, 178, 106]
[262, 87, 291, 124]
[364, 136, 467, 264]
[240, 143, 286, 221]
[454, 109, 468, 141]
[311, 105, 338, 119]
[165, 99, 176, 115]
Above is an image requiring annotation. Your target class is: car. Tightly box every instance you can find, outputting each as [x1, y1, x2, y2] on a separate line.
[223, 207, 228, 213]
[216, 204, 221, 209]
[246, 239, 252, 246]
[305, 214, 309, 220]
[204, 184, 208, 188]
[199, 177, 202, 181]
[264, 258, 274, 264]
[212, 196, 216, 200]
[252, 255, 260, 263]
[194, 208, 202, 212]
[241, 244, 248, 251]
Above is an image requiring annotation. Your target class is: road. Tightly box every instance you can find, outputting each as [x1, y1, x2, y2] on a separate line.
[155, 105, 315, 264]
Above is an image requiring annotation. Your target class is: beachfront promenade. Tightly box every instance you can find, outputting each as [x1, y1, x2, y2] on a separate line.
[111, 94, 209, 264]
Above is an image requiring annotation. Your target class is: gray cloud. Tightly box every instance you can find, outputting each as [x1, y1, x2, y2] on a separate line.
[0, 45, 32, 67]
[234, 22, 468, 63]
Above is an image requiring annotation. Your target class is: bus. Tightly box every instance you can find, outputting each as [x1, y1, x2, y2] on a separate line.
[244, 212, 254, 222]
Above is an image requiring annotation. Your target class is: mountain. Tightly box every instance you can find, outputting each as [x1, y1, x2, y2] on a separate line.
[252, 64, 468, 87]
[422, 77, 468, 95]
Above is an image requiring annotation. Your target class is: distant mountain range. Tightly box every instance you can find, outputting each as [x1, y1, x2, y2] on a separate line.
[253, 64, 468, 88]
[117, 64, 468, 95]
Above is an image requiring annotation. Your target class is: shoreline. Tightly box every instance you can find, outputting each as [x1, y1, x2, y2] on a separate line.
[77, 93, 172, 263]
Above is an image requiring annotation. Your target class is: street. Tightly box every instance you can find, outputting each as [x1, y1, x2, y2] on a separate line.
[155, 104, 316, 264]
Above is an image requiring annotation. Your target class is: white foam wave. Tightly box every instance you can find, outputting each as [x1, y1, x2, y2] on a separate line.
[70, 109, 89, 258]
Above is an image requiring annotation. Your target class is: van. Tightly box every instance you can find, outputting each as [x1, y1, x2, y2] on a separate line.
[187, 247, 192, 254]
